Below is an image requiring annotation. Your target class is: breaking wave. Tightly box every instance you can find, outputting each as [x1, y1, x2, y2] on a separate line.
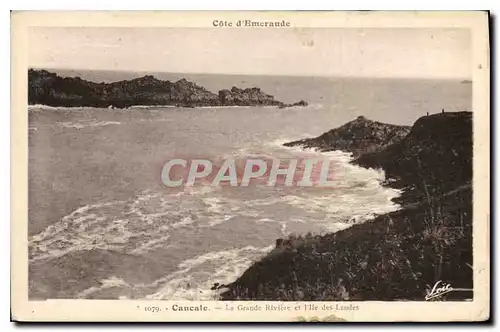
[55, 120, 122, 129]
[144, 245, 274, 300]
[29, 187, 227, 262]
[29, 134, 402, 299]
[74, 245, 273, 300]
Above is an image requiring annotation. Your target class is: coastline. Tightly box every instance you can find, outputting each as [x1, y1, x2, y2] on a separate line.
[218, 111, 473, 301]
[28, 104, 302, 111]
[28, 69, 308, 109]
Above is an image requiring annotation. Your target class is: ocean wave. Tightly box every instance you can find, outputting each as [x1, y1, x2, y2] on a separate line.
[28, 104, 282, 112]
[31, 136, 403, 300]
[197, 105, 282, 109]
[28, 187, 243, 262]
[143, 245, 274, 300]
[76, 276, 133, 299]
[29, 104, 78, 111]
[227, 137, 401, 232]
[28, 104, 109, 113]
[128, 105, 177, 109]
[54, 120, 121, 129]
[273, 139, 400, 228]
[74, 245, 274, 300]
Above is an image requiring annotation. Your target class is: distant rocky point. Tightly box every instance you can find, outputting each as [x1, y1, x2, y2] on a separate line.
[283, 115, 411, 157]
[278, 100, 308, 109]
[28, 69, 308, 109]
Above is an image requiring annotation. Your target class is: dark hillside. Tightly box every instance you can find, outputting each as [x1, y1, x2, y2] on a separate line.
[220, 112, 473, 301]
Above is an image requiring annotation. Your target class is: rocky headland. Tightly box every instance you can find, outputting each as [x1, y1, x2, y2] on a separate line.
[28, 69, 308, 109]
[283, 115, 411, 157]
[219, 112, 473, 301]
[354, 112, 473, 202]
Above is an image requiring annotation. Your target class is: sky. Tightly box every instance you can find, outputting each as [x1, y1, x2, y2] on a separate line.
[28, 27, 472, 79]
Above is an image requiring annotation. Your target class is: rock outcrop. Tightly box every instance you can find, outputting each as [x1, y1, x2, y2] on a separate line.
[278, 100, 309, 108]
[220, 112, 473, 301]
[354, 112, 473, 201]
[28, 69, 308, 109]
[284, 115, 411, 157]
[218, 87, 281, 106]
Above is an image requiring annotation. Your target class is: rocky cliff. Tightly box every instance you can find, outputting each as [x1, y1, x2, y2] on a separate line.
[355, 112, 472, 202]
[219, 112, 473, 301]
[218, 87, 281, 106]
[28, 69, 307, 109]
[283, 116, 411, 157]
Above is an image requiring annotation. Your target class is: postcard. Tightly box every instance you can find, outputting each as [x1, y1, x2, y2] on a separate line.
[11, 10, 490, 322]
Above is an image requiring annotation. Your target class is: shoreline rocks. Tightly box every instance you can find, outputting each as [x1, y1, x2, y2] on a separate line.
[278, 100, 309, 108]
[219, 111, 473, 301]
[283, 115, 411, 157]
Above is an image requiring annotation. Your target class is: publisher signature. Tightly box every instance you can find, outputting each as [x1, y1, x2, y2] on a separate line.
[425, 280, 473, 301]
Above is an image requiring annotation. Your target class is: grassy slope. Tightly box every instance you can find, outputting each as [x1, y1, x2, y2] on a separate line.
[220, 112, 473, 301]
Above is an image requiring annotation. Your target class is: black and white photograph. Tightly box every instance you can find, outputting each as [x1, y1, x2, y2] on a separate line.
[11, 11, 490, 322]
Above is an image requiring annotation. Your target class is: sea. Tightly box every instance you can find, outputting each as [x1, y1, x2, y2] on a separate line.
[28, 70, 472, 300]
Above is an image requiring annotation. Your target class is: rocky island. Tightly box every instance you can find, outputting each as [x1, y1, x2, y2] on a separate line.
[28, 69, 308, 109]
[219, 112, 473, 301]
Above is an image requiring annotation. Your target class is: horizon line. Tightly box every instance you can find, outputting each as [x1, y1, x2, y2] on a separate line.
[29, 66, 472, 81]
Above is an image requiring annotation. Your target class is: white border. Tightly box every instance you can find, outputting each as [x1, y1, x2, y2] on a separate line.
[5, 4, 494, 330]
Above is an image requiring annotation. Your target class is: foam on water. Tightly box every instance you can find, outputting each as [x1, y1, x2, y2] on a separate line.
[29, 133, 402, 299]
[29, 104, 77, 111]
[76, 276, 133, 299]
[74, 245, 274, 300]
[270, 140, 401, 231]
[55, 120, 122, 129]
[136, 139, 399, 300]
[28, 187, 233, 262]
[143, 245, 274, 300]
